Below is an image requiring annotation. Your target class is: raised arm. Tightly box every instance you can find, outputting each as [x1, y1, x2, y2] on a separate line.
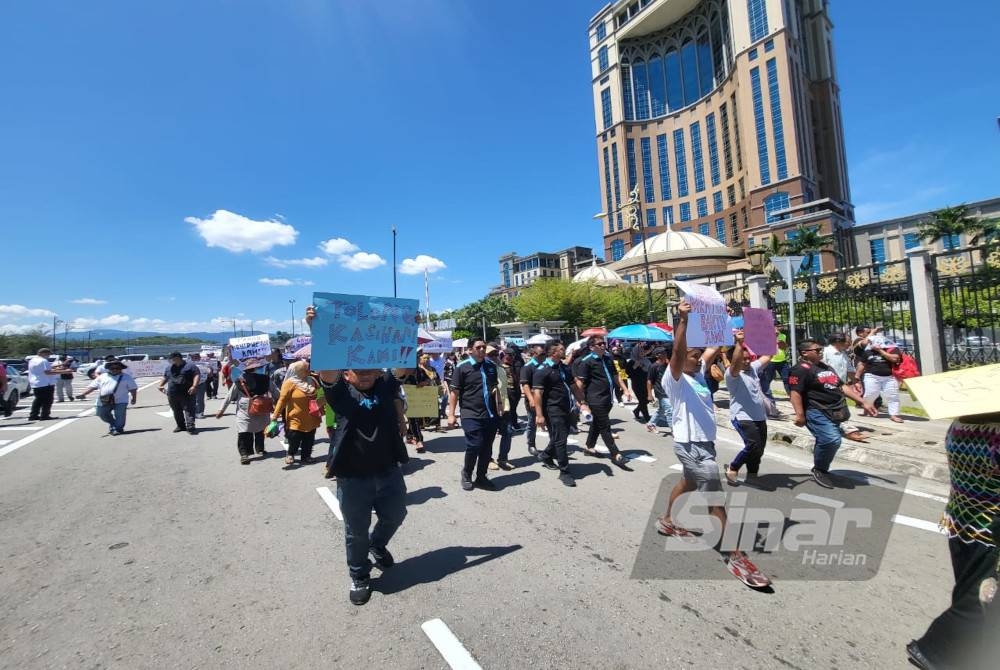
[729, 330, 745, 376]
[668, 300, 692, 381]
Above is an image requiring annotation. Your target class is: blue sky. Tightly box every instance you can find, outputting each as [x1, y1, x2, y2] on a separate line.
[2, 0, 998, 335]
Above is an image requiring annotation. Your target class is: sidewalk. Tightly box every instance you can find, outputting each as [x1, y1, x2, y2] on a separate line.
[712, 385, 952, 484]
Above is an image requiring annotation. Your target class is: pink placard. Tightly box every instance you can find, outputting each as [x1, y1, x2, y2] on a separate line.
[742, 307, 777, 356]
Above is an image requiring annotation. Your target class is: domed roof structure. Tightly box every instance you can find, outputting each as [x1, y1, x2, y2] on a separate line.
[572, 258, 625, 287]
[610, 229, 743, 277]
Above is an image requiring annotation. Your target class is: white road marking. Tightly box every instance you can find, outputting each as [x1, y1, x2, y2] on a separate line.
[11, 407, 82, 413]
[670, 464, 683, 471]
[0, 440, 9, 447]
[421, 618, 483, 670]
[0, 426, 43, 432]
[77, 408, 96, 417]
[795, 493, 845, 509]
[316, 486, 343, 521]
[627, 454, 657, 463]
[0, 418, 80, 459]
[155, 411, 174, 418]
[892, 514, 948, 535]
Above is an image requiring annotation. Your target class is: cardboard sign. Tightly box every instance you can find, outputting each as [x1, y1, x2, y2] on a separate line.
[742, 307, 777, 356]
[229, 334, 272, 361]
[402, 384, 440, 418]
[903, 364, 1000, 420]
[124, 360, 169, 378]
[672, 280, 728, 347]
[311, 292, 420, 370]
[422, 331, 453, 354]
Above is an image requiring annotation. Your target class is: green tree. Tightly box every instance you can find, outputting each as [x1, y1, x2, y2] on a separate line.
[916, 204, 1000, 247]
[784, 225, 838, 274]
[273, 330, 292, 342]
[454, 294, 516, 341]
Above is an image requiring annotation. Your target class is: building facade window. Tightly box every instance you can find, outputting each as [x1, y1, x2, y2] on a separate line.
[611, 239, 625, 261]
[601, 88, 613, 130]
[731, 94, 744, 171]
[648, 55, 667, 117]
[697, 197, 708, 218]
[640, 137, 655, 203]
[903, 232, 921, 250]
[656, 134, 672, 200]
[632, 233, 643, 248]
[603, 147, 614, 233]
[690, 121, 705, 192]
[662, 206, 674, 227]
[598, 45, 609, 72]
[503, 263, 510, 288]
[646, 208, 657, 228]
[679, 202, 692, 222]
[713, 191, 723, 213]
[621, 63, 634, 121]
[730, 212, 740, 241]
[612, 144, 623, 230]
[673, 129, 689, 197]
[699, 222, 710, 236]
[869, 238, 886, 274]
[626, 138, 638, 190]
[596, 21, 606, 41]
[727, 184, 736, 207]
[715, 218, 727, 244]
[750, 67, 771, 185]
[748, 48, 758, 61]
[748, 0, 769, 42]
[764, 192, 790, 223]
[764, 38, 774, 52]
[766, 59, 789, 181]
[681, 226, 693, 233]
[944, 233, 961, 250]
[706, 112, 721, 186]
[719, 103, 734, 179]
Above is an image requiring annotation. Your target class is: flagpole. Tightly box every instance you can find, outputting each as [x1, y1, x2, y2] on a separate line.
[424, 269, 431, 328]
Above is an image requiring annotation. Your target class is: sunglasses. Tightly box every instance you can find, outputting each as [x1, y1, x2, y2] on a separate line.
[593, 342, 606, 347]
[802, 348, 822, 353]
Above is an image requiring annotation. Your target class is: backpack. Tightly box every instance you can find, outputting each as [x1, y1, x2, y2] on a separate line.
[892, 352, 920, 381]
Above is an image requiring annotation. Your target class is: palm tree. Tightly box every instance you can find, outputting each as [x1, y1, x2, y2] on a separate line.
[917, 205, 986, 248]
[783, 225, 838, 273]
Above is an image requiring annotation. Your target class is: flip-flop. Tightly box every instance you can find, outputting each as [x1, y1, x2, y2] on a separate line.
[610, 454, 633, 471]
[582, 448, 602, 457]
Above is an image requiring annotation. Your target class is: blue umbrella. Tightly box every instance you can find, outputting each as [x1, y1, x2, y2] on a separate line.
[607, 324, 673, 341]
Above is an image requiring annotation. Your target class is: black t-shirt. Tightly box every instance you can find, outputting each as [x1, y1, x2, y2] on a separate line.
[855, 346, 893, 377]
[628, 347, 652, 380]
[788, 361, 846, 412]
[574, 352, 619, 407]
[324, 376, 404, 477]
[520, 358, 541, 387]
[649, 362, 669, 399]
[532, 359, 577, 416]
[163, 361, 199, 395]
[452, 358, 499, 420]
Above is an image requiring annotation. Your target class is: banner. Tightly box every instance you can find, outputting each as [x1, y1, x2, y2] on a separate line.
[310, 292, 420, 370]
[903, 364, 1000, 420]
[421, 330, 453, 354]
[741, 307, 777, 356]
[671, 280, 728, 347]
[402, 385, 440, 418]
[123, 360, 169, 378]
[229, 334, 271, 361]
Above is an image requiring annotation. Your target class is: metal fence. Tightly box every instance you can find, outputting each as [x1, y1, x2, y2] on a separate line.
[931, 243, 1000, 369]
[765, 258, 916, 353]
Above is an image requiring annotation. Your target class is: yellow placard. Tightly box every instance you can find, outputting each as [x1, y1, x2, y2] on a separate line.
[403, 384, 440, 418]
[903, 364, 1000, 420]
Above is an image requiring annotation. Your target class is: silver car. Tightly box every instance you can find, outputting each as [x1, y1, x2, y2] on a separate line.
[3, 363, 30, 414]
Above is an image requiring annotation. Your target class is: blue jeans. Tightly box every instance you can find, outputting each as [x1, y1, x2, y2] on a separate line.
[461, 417, 498, 479]
[761, 360, 790, 400]
[805, 408, 842, 472]
[497, 413, 513, 462]
[336, 466, 407, 579]
[96, 402, 127, 432]
[647, 397, 672, 428]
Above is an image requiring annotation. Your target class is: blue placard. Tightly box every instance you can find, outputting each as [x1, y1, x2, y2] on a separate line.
[310, 292, 420, 370]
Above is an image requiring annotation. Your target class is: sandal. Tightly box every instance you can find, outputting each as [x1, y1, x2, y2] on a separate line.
[609, 454, 633, 471]
[284, 455, 294, 465]
[582, 447, 601, 457]
[725, 468, 740, 486]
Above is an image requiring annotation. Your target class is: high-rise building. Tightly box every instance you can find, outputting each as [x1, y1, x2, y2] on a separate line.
[590, 0, 855, 273]
[494, 246, 596, 298]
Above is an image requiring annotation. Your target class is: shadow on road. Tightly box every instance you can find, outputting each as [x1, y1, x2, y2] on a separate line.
[118, 428, 162, 435]
[422, 435, 468, 454]
[406, 486, 447, 506]
[376, 544, 523, 595]
[402, 457, 435, 475]
[491, 470, 540, 489]
[572, 462, 614, 479]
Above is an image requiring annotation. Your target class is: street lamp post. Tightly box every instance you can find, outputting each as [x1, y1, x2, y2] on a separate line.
[392, 226, 398, 298]
[289, 299, 296, 338]
[52, 317, 62, 351]
[625, 186, 656, 323]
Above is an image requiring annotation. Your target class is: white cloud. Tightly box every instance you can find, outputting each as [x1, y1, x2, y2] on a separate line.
[0, 322, 49, 335]
[0, 304, 56, 318]
[70, 314, 132, 329]
[264, 256, 329, 268]
[399, 254, 447, 275]
[319, 238, 359, 255]
[185, 209, 298, 253]
[258, 278, 313, 286]
[339, 252, 386, 271]
[70, 298, 107, 305]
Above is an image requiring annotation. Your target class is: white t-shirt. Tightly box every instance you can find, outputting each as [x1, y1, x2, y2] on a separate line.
[27, 355, 54, 388]
[822, 345, 851, 383]
[663, 360, 716, 443]
[726, 360, 767, 422]
[88, 373, 138, 404]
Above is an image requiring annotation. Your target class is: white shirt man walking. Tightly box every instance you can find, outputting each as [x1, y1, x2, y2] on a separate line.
[27, 348, 63, 421]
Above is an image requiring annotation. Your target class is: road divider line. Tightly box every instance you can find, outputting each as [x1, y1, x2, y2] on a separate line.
[0, 418, 80, 459]
[795, 493, 845, 509]
[316, 486, 343, 521]
[421, 618, 483, 670]
[0, 426, 43, 432]
[892, 514, 947, 535]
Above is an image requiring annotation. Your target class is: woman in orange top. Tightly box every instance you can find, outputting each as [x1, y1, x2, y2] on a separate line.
[271, 360, 323, 465]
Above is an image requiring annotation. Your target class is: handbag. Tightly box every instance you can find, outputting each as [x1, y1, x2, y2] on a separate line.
[241, 379, 274, 416]
[812, 397, 850, 423]
[100, 376, 124, 405]
[308, 398, 321, 418]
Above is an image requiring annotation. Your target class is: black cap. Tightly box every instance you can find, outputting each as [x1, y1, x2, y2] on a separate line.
[169, 351, 183, 359]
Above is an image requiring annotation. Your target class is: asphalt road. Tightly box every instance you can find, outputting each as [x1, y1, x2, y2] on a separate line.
[0, 382, 954, 669]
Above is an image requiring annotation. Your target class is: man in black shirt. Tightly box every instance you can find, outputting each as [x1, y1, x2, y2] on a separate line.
[646, 346, 673, 432]
[520, 342, 546, 456]
[447, 339, 501, 491]
[574, 335, 630, 469]
[158, 351, 200, 434]
[533, 341, 590, 487]
[629, 342, 653, 422]
[789, 339, 876, 488]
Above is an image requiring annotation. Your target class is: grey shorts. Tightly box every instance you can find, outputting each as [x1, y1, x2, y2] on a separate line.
[672, 441, 722, 492]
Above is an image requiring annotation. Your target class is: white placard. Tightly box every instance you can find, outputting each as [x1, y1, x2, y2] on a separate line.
[123, 360, 169, 378]
[422, 330, 453, 353]
[228, 334, 272, 361]
[672, 280, 728, 347]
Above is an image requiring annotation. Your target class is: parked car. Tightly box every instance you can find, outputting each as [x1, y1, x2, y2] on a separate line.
[961, 336, 994, 349]
[3, 363, 30, 413]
